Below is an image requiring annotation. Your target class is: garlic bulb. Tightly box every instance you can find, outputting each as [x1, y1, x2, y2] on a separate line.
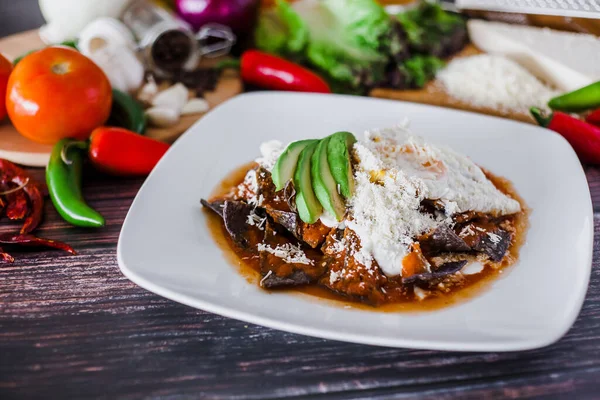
[38, 0, 131, 44]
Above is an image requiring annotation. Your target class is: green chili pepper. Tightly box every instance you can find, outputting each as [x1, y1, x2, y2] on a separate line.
[107, 89, 147, 134]
[548, 81, 600, 112]
[46, 139, 105, 228]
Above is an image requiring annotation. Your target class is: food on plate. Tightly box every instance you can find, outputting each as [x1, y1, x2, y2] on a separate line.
[531, 107, 600, 164]
[6, 47, 112, 144]
[220, 50, 331, 93]
[202, 124, 528, 306]
[0, 54, 11, 120]
[47, 128, 170, 227]
[255, 0, 467, 94]
[437, 54, 558, 114]
[0, 159, 75, 262]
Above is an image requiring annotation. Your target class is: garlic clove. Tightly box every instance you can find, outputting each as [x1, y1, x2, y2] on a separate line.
[151, 83, 188, 113]
[146, 106, 180, 128]
[181, 98, 210, 115]
[137, 77, 159, 105]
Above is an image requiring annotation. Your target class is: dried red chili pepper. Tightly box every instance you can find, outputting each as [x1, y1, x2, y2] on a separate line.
[0, 159, 44, 233]
[5, 189, 28, 220]
[0, 249, 14, 263]
[0, 233, 76, 255]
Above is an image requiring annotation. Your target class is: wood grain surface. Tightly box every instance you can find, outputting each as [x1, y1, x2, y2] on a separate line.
[0, 165, 599, 399]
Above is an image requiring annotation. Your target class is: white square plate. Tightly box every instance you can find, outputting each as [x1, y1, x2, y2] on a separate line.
[118, 93, 593, 351]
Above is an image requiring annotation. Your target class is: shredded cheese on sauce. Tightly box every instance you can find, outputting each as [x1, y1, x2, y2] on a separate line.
[257, 243, 313, 265]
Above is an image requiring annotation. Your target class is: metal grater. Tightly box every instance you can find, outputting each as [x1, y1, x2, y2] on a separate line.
[454, 0, 600, 19]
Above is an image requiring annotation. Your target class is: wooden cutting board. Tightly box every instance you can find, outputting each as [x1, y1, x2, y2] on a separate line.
[0, 30, 242, 167]
[370, 45, 535, 124]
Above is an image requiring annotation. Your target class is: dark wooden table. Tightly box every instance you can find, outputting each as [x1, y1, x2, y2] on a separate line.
[1, 163, 599, 399]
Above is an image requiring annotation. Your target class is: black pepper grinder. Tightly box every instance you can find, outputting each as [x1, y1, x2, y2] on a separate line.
[121, 0, 236, 78]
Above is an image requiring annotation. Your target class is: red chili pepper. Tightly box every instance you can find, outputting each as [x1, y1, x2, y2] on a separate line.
[585, 108, 600, 127]
[0, 233, 76, 255]
[226, 50, 331, 93]
[0, 249, 14, 263]
[88, 127, 170, 176]
[0, 159, 44, 234]
[531, 107, 600, 164]
[5, 189, 28, 220]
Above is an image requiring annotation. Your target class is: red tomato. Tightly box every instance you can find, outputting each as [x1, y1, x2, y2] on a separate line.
[6, 47, 112, 144]
[0, 54, 12, 121]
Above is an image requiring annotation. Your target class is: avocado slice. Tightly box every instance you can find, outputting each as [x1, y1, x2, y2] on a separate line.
[327, 132, 357, 198]
[293, 142, 322, 224]
[272, 139, 318, 191]
[311, 137, 346, 221]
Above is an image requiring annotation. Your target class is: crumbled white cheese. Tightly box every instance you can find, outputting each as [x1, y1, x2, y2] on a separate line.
[329, 236, 346, 254]
[437, 55, 559, 113]
[260, 270, 273, 286]
[352, 246, 374, 271]
[256, 140, 284, 171]
[347, 124, 520, 277]
[459, 225, 475, 237]
[237, 169, 262, 206]
[461, 262, 484, 275]
[487, 232, 502, 244]
[246, 212, 266, 230]
[257, 243, 313, 265]
[413, 286, 429, 301]
[329, 270, 341, 285]
[319, 211, 345, 228]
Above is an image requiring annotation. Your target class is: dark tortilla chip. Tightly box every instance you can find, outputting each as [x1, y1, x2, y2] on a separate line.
[420, 225, 471, 255]
[258, 221, 326, 289]
[223, 201, 263, 248]
[471, 229, 512, 262]
[283, 180, 297, 212]
[200, 198, 225, 218]
[265, 208, 330, 249]
[403, 260, 468, 284]
[260, 270, 312, 288]
[266, 209, 299, 237]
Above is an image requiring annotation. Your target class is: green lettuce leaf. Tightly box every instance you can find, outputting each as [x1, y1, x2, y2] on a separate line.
[399, 55, 445, 88]
[255, 0, 308, 58]
[293, 0, 392, 92]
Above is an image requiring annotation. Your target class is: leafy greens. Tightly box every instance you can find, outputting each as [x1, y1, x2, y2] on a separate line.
[255, 0, 467, 94]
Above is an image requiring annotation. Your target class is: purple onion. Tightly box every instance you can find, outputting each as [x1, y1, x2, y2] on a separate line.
[175, 0, 260, 36]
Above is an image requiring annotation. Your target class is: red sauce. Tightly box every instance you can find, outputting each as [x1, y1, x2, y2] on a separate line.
[204, 163, 530, 312]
